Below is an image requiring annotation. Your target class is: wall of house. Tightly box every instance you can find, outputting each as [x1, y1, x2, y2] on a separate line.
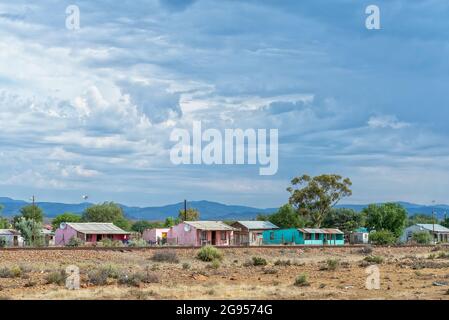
[263, 229, 301, 245]
[55, 225, 78, 246]
[168, 223, 234, 246]
[142, 228, 170, 243]
[169, 223, 198, 246]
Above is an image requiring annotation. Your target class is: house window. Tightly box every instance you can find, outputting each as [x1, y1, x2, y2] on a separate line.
[86, 234, 94, 242]
[200, 231, 207, 240]
[305, 233, 312, 240]
[270, 232, 275, 240]
[221, 232, 227, 241]
[315, 233, 320, 240]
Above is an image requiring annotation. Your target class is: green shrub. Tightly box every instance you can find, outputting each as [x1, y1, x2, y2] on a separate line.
[128, 239, 148, 247]
[66, 237, 83, 247]
[369, 230, 396, 245]
[252, 257, 268, 266]
[45, 270, 67, 285]
[210, 259, 221, 269]
[197, 245, 223, 262]
[412, 232, 431, 244]
[321, 259, 340, 271]
[274, 259, 291, 266]
[151, 251, 179, 263]
[364, 255, 384, 264]
[99, 238, 123, 247]
[294, 274, 309, 287]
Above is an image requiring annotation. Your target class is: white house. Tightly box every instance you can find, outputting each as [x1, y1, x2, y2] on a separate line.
[0, 229, 24, 247]
[400, 224, 449, 244]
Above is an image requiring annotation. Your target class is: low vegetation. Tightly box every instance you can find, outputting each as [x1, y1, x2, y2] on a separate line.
[294, 274, 310, 287]
[151, 251, 179, 263]
[197, 245, 223, 262]
[252, 257, 268, 266]
[45, 270, 67, 285]
[364, 255, 384, 264]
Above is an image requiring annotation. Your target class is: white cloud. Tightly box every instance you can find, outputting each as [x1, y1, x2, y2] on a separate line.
[367, 115, 410, 129]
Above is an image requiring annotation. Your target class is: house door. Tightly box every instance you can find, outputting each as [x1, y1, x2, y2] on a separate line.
[211, 231, 216, 245]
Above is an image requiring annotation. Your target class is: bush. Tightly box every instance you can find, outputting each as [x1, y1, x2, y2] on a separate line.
[369, 230, 396, 245]
[99, 238, 123, 247]
[274, 259, 291, 266]
[252, 257, 268, 266]
[412, 232, 431, 244]
[151, 251, 179, 263]
[46, 270, 67, 285]
[0, 266, 22, 278]
[197, 246, 223, 262]
[364, 255, 384, 264]
[321, 259, 340, 271]
[294, 274, 309, 287]
[66, 237, 83, 247]
[128, 239, 148, 247]
[210, 259, 221, 269]
[182, 263, 190, 270]
[118, 271, 160, 287]
[88, 268, 110, 286]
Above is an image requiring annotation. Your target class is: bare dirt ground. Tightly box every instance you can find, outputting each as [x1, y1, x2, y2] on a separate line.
[1, 246, 449, 300]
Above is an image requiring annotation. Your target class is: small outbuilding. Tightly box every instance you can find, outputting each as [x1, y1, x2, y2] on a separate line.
[168, 221, 238, 246]
[400, 224, 449, 244]
[349, 227, 369, 244]
[263, 228, 345, 246]
[142, 228, 170, 245]
[231, 221, 279, 246]
[0, 229, 24, 247]
[55, 222, 130, 246]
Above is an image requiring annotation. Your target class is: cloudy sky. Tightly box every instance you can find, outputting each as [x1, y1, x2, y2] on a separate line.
[0, 0, 448, 208]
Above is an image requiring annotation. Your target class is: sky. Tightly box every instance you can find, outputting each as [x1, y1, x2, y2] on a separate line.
[1, 0, 449, 208]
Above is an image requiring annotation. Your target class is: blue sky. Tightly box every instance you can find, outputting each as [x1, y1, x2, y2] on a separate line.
[0, 0, 449, 208]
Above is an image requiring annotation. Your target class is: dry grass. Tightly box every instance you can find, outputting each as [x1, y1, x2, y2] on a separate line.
[0, 246, 449, 300]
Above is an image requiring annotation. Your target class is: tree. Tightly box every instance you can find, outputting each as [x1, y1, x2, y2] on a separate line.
[407, 214, 438, 227]
[51, 212, 81, 230]
[258, 204, 306, 228]
[14, 217, 44, 246]
[131, 220, 163, 233]
[287, 174, 352, 227]
[369, 230, 397, 245]
[164, 216, 181, 227]
[363, 203, 408, 237]
[178, 208, 200, 221]
[322, 208, 365, 233]
[82, 202, 131, 230]
[442, 216, 449, 228]
[0, 204, 9, 229]
[412, 231, 431, 244]
[18, 204, 44, 223]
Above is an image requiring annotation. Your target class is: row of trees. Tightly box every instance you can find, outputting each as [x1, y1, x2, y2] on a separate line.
[257, 173, 449, 244]
[1, 201, 202, 244]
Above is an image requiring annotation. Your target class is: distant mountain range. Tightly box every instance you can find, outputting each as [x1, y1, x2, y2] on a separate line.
[0, 197, 448, 221]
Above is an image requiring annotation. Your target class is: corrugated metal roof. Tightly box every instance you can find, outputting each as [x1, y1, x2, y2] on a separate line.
[66, 223, 130, 234]
[185, 221, 238, 231]
[234, 221, 279, 230]
[416, 224, 449, 233]
[298, 228, 344, 234]
[0, 229, 20, 236]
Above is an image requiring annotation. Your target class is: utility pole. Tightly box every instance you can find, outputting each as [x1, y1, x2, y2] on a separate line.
[184, 199, 187, 221]
[432, 200, 436, 244]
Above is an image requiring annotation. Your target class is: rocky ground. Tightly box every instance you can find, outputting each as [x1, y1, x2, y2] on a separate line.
[1, 246, 449, 300]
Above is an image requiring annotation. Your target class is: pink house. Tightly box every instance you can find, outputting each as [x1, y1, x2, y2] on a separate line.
[55, 222, 130, 246]
[168, 221, 238, 246]
[142, 228, 170, 245]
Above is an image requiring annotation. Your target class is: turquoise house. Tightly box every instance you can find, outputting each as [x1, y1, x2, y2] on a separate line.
[263, 228, 345, 246]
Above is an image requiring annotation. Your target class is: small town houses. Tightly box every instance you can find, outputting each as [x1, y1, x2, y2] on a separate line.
[3, 219, 449, 248]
